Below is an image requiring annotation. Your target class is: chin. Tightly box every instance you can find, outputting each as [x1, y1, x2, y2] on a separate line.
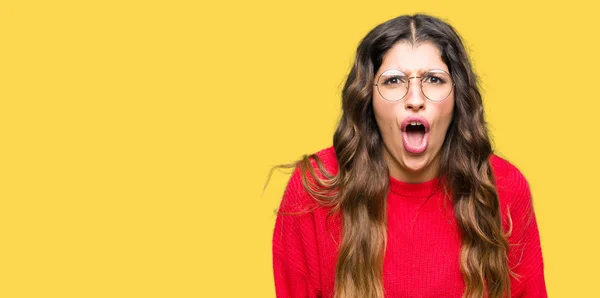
[401, 153, 430, 172]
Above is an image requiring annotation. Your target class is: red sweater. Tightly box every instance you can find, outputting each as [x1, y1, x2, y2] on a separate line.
[272, 146, 546, 297]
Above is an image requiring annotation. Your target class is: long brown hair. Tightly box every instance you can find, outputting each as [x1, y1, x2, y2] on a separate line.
[269, 14, 512, 298]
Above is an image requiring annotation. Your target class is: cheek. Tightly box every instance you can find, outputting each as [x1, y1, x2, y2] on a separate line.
[440, 97, 454, 123]
[435, 98, 455, 137]
[373, 97, 398, 130]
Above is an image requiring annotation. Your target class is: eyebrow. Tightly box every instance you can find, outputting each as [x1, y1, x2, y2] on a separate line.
[380, 67, 448, 76]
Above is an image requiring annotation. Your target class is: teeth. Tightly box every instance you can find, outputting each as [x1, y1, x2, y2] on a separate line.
[410, 122, 419, 126]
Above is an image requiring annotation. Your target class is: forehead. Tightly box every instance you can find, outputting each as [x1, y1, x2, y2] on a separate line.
[378, 41, 448, 76]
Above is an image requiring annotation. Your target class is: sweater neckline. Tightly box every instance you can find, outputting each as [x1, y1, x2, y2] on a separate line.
[388, 175, 442, 197]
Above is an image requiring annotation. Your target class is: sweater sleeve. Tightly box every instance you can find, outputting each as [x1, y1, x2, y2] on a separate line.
[501, 163, 547, 297]
[272, 166, 322, 298]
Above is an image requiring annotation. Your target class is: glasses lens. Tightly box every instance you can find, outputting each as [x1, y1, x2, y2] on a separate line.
[421, 70, 453, 101]
[377, 70, 408, 101]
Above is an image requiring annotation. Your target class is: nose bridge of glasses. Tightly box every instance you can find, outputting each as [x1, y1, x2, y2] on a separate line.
[405, 75, 426, 101]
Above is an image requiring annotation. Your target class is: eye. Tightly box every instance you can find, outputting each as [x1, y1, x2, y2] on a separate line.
[423, 74, 446, 84]
[382, 75, 407, 86]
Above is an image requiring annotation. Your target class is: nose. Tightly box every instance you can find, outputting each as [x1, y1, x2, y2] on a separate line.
[404, 78, 425, 111]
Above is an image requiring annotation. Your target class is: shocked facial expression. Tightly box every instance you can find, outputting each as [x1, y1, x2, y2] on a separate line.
[372, 41, 455, 183]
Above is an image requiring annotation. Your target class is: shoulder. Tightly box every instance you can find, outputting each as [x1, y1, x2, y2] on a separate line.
[489, 154, 531, 199]
[313, 146, 339, 173]
[295, 145, 339, 180]
[489, 154, 536, 228]
[278, 146, 338, 213]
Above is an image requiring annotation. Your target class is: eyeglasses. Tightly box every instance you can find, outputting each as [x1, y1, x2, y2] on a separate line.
[373, 69, 455, 102]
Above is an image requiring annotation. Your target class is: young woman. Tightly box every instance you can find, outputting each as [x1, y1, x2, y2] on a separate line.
[272, 14, 546, 298]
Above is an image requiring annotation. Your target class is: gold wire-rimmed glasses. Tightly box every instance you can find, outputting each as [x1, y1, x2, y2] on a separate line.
[373, 69, 455, 102]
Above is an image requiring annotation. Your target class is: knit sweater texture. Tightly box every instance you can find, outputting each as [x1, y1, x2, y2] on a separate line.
[272, 146, 546, 297]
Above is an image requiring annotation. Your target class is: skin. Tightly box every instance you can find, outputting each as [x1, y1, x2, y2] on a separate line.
[372, 41, 455, 183]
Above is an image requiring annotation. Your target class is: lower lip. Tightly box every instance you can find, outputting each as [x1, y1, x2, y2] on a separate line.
[401, 131, 429, 154]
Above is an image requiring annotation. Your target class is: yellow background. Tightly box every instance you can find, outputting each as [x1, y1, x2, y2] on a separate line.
[1, 0, 598, 297]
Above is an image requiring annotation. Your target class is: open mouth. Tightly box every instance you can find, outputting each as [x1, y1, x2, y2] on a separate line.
[401, 121, 429, 154]
[406, 122, 426, 145]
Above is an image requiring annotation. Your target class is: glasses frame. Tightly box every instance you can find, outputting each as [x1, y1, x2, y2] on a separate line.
[372, 69, 455, 102]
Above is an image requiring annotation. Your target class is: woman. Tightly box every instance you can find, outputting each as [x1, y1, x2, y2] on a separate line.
[271, 14, 546, 298]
